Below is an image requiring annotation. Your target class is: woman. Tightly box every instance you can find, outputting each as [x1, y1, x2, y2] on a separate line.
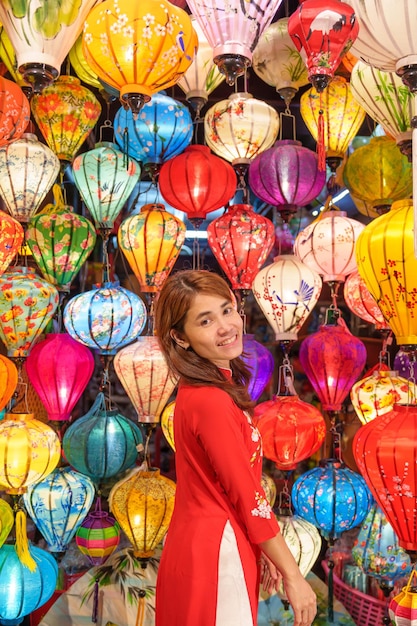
[154, 269, 317, 626]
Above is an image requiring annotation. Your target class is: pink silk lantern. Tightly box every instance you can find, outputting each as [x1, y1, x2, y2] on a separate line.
[343, 270, 389, 331]
[25, 333, 95, 422]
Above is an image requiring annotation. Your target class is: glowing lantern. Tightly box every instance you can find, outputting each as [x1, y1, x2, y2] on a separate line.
[343, 270, 388, 331]
[242, 335, 274, 402]
[25, 333, 95, 422]
[0, 355, 17, 413]
[63, 284, 147, 356]
[0, 412, 60, 494]
[0, 499, 13, 549]
[114, 336, 178, 423]
[252, 18, 309, 107]
[207, 204, 275, 292]
[31, 75, 101, 164]
[109, 464, 176, 565]
[343, 136, 412, 214]
[0, 210, 24, 276]
[158, 145, 237, 224]
[68, 34, 101, 90]
[23, 466, 95, 553]
[118, 203, 186, 293]
[161, 401, 175, 452]
[76, 502, 121, 566]
[0, 267, 59, 359]
[254, 395, 326, 470]
[0, 76, 30, 146]
[72, 143, 141, 234]
[0, 0, 98, 92]
[288, 0, 359, 93]
[62, 392, 143, 482]
[82, 0, 197, 115]
[356, 199, 417, 349]
[0, 133, 60, 223]
[252, 254, 322, 343]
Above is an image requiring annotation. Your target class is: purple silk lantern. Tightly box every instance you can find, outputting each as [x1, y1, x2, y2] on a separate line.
[394, 349, 417, 380]
[242, 334, 274, 401]
[248, 140, 326, 220]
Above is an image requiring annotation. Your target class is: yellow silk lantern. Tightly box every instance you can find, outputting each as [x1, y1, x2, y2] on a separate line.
[160, 401, 175, 452]
[356, 199, 417, 348]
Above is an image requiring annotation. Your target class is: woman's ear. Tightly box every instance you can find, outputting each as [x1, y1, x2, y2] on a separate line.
[170, 330, 190, 350]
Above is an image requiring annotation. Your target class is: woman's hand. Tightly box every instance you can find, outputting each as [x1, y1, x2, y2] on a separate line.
[282, 574, 317, 626]
[260, 553, 282, 595]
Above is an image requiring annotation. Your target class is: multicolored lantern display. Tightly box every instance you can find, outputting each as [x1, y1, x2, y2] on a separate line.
[0, 210, 24, 277]
[242, 335, 274, 402]
[76, 501, 121, 566]
[0, 75, 30, 146]
[343, 270, 388, 331]
[25, 333, 95, 422]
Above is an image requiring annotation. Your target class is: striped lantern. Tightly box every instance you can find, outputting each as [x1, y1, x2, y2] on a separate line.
[76, 500, 120, 566]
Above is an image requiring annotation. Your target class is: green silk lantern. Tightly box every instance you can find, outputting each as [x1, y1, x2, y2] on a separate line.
[0, 498, 13, 548]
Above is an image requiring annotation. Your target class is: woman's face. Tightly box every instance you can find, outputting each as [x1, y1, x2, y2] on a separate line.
[181, 293, 243, 369]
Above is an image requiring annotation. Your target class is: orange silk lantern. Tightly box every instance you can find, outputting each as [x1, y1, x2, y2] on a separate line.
[0, 355, 18, 412]
[0, 76, 30, 146]
[0, 211, 24, 277]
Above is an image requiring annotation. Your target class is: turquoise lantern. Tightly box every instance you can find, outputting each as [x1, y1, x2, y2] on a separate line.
[62, 392, 143, 483]
[23, 466, 95, 554]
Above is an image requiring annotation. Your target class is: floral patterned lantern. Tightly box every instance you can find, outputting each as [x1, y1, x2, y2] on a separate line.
[63, 283, 147, 356]
[207, 203, 275, 293]
[82, 0, 197, 115]
[30, 75, 101, 164]
[288, 0, 359, 93]
[0, 355, 18, 413]
[254, 395, 326, 470]
[72, 143, 141, 234]
[0, 267, 59, 359]
[68, 34, 101, 90]
[252, 254, 322, 343]
[0, 412, 60, 494]
[343, 270, 389, 331]
[186, 0, 282, 86]
[62, 392, 143, 482]
[0, 210, 24, 277]
[23, 466, 95, 553]
[114, 336, 178, 423]
[0, 133, 60, 223]
[242, 335, 274, 402]
[118, 204, 186, 294]
[0, 76, 30, 146]
[76, 501, 121, 566]
[25, 333, 95, 422]
[248, 140, 326, 220]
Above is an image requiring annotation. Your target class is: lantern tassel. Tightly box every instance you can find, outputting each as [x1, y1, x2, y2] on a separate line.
[327, 556, 334, 622]
[135, 591, 146, 626]
[92, 577, 99, 623]
[317, 91, 326, 172]
[15, 509, 37, 572]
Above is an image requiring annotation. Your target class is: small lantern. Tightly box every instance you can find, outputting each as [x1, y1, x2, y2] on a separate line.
[76, 500, 121, 566]
[389, 569, 417, 626]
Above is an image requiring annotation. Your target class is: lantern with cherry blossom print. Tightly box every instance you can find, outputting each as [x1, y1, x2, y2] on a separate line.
[242, 335, 274, 402]
[343, 270, 389, 331]
[0, 211, 24, 277]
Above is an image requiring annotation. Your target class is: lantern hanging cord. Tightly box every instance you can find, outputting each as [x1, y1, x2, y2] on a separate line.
[277, 353, 296, 396]
[329, 416, 342, 462]
[101, 234, 111, 284]
[277, 477, 292, 513]
[409, 352, 417, 404]
[379, 331, 393, 368]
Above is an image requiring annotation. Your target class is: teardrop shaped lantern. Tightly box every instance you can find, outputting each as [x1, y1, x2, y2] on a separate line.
[0, 355, 18, 413]
[0, 133, 60, 223]
[62, 392, 143, 482]
[343, 270, 389, 331]
[242, 334, 274, 402]
[0, 210, 24, 276]
[252, 254, 322, 343]
[118, 203, 186, 294]
[207, 203, 275, 293]
[76, 501, 121, 566]
[0, 75, 30, 146]
[23, 466, 95, 553]
[25, 333, 95, 422]
[114, 336, 178, 423]
[63, 283, 147, 356]
[82, 0, 197, 115]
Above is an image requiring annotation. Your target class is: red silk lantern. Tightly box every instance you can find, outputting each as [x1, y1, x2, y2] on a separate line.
[254, 395, 326, 470]
[158, 145, 237, 225]
[0, 76, 30, 146]
[25, 333, 95, 422]
[0, 210, 24, 277]
[288, 0, 359, 92]
[207, 204, 275, 291]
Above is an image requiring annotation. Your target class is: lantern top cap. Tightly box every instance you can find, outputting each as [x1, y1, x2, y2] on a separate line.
[228, 92, 253, 101]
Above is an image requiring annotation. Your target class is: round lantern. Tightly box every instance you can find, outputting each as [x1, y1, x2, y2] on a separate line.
[117, 204, 186, 293]
[114, 92, 193, 168]
[343, 270, 388, 331]
[294, 210, 365, 284]
[0, 267, 59, 359]
[114, 336, 178, 423]
[207, 204, 275, 292]
[76, 502, 121, 566]
[0, 76, 30, 146]
[242, 334, 274, 402]
[292, 460, 372, 540]
[389, 569, 417, 626]
[252, 254, 322, 343]
[30, 76, 101, 164]
[204, 92, 279, 168]
[82, 0, 197, 114]
[343, 136, 412, 213]
[248, 140, 326, 220]
[158, 145, 237, 224]
[0, 133, 60, 223]
[68, 34, 101, 90]
[0, 412, 60, 494]
[288, 0, 359, 92]
[109, 464, 176, 565]
[23, 466, 96, 553]
[62, 392, 143, 482]
[254, 395, 326, 470]
[356, 199, 417, 349]
[299, 320, 367, 412]
[160, 401, 175, 452]
[25, 333, 95, 422]
[0, 211, 24, 277]
[0, 544, 58, 624]
[72, 143, 141, 233]
[63, 283, 147, 356]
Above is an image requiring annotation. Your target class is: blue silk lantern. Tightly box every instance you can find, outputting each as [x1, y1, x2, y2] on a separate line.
[242, 334, 274, 402]
[0, 544, 58, 625]
[62, 392, 143, 482]
[63, 283, 147, 355]
[292, 461, 372, 541]
[114, 92, 193, 170]
[23, 466, 95, 553]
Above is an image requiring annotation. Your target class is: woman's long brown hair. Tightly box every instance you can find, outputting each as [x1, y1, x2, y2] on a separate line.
[154, 270, 254, 412]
